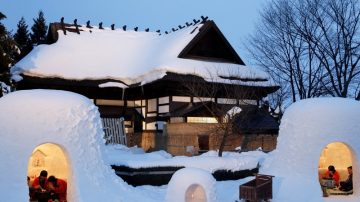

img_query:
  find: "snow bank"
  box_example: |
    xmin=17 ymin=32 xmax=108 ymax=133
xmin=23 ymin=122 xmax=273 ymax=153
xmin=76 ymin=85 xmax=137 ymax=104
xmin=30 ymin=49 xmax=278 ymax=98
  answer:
xmin=166 ymin=168 xmax=217 ymax=202
xmin=262 ymin=98 xmax=360 ymax=202
xmin=106 ymin=149 xmax=266 ymax=173
xmin=0 ymin=90 xmax=146 ymax=202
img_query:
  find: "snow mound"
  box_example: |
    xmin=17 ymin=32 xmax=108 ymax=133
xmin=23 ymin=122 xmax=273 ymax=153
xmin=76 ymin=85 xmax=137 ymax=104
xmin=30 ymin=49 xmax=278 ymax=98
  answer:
xmin=262 ymin=98 xmax=360 ymax=202
xmin=0 ymin=90 xmax=145 ymax=202
xmin=166 ymin=168 xmax=217 ymax=202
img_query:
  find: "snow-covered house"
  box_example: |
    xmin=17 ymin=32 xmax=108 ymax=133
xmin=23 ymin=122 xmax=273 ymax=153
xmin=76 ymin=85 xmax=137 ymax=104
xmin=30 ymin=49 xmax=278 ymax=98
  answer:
xmin=11 ymin=18 xmax=279 ymax=154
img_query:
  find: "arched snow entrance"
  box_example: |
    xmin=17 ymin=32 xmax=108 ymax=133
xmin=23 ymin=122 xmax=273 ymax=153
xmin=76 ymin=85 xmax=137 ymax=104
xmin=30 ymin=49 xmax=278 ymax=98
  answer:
xmin=0 ymin=90 xmax=136 ymax=202
xmin=28 ymin=143 xmax=70 ymax=186
xmin=262 ymin=98 xmax=360 ymax=201
xmin=185 ymin=184 xmax=207 ymax=202
xmin=166 ymin=168 xmax=217 ymax=202
xmin=318 ymin=142 xmax=353 ymax=196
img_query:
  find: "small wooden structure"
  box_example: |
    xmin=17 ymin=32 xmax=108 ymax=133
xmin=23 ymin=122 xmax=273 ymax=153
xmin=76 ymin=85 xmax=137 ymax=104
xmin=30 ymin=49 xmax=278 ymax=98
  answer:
xmin=239 ymin=174 xmax=273 ymax=202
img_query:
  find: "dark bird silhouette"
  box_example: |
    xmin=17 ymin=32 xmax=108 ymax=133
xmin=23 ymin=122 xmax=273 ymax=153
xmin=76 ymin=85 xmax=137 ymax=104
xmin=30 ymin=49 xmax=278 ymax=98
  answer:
xmin=156 ymin=30 xmax=161 ymax=33
xmin=134 ymin=27 xmax=138 ymax=31
xmin=172 ymin=28 xmax=178 ymax=32
xmin=178 ymin=25 xmax=185 ymax=29
xmin=99 ymin=22 xmax=104 ymax=29
xmin=111 ymin=24 xmax=115 ymax=30
xmin=145 ymin=28 xmax=149 ymax=32
xmin=86 ymin=20 xmax=93 ymax=28
xmin=165 ymin=31 xmax=169 ymax=34
xmin=60 ymin=17 xmax=66 ymax=35
xmin=186 ymin=22 xmax=193 ymax=27
xmin=74 ymin=19 xmax=80 ymax=34
xmin=193 ymin=19 xmax=200 ymax=24
xmin=122 ymin=25 xmax=127 ymax=31
xmin=201 ymin=16 xmax=209 ymax=23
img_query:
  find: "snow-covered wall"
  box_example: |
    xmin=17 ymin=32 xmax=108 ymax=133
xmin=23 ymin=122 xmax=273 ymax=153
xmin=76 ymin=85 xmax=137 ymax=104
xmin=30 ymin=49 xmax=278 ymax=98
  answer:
xmin=263 ymin=98 xmax=360 ymax=202
xmin=0 ymin=90 xmax=142 ymax=202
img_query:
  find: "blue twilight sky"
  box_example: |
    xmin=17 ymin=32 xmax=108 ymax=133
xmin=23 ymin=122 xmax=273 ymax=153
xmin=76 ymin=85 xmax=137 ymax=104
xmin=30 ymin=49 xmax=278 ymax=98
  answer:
xmin=1 ymin=0 xmax=267 ymax=63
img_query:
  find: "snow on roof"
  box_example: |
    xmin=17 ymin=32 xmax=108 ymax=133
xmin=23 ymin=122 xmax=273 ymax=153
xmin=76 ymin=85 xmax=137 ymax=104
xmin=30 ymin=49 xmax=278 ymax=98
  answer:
xmin=12 ymin=23 xmax=274 ymax=87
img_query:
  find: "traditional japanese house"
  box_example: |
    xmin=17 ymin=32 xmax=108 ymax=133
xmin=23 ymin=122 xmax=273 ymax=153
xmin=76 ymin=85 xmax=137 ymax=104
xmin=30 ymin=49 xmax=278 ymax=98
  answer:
xmin=11 ymin=17 xmax=279 ymax=155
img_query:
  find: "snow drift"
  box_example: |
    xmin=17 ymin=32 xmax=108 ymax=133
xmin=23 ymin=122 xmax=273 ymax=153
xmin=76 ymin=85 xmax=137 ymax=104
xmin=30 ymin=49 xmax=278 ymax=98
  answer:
xmin=0 ymin=90 xmax=144 ymax=202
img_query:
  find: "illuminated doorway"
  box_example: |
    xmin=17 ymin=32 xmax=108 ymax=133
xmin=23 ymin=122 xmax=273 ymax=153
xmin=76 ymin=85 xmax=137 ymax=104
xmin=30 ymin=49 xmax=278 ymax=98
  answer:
xmin=185 ymin=184 xmax=207 ymax=202
xmin=27 ymin=143 xmax=69 ymax=190
xmin=318 ymin=142 xmax=353 ymax=196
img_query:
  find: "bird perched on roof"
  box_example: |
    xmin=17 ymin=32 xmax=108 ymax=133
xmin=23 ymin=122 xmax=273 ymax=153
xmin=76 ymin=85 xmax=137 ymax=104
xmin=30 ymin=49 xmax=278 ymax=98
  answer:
xmin=193 ymin=19 xmax=200 ymax=24
xmin=86 ymin=20 xmax=93 ymax=29
xmin=60 ymin=17 xmax=66 ymax=35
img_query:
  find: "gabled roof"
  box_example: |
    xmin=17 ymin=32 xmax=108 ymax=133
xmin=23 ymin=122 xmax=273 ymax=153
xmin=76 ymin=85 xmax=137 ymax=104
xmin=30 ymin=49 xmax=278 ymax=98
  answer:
xmin=178 ymin=21 xmax=245 ymax=65
xmin=11 ymin=20 xmax=276 ymax=89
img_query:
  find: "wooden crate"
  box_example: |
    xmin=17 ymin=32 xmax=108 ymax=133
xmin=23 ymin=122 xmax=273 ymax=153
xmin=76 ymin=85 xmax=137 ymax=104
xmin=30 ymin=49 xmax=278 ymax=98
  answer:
xmin=239 ymin=174 xmax=273 ymax=202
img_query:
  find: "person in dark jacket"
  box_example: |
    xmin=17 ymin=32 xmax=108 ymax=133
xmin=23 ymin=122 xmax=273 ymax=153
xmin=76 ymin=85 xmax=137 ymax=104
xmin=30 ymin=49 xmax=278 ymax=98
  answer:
xmin=339 ymin=166 xmax=353 ymax=191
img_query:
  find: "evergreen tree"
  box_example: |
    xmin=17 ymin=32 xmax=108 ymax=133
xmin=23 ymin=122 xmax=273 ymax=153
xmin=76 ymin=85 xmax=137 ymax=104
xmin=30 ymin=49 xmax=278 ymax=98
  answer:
xmin=0 ymin=12 xmax=17 ymax=96
xmin=30 ymin=10 xmax=48 ymax=45
xmin=14 ymin=17 xmax=32 ymax=61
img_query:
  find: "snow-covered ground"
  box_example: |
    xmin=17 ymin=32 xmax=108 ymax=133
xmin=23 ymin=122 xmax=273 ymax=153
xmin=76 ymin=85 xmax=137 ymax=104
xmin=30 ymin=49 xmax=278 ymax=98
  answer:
xmin=104 ymin=144 xmax=266 ymax=172
xmin=0 ymin=90 xmax=359 ymax=202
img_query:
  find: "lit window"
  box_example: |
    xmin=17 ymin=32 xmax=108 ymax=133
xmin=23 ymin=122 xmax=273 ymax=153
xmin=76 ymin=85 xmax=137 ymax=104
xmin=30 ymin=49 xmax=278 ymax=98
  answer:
xmin=147 ymin=99 xmax=157 ymax=112
xmin=187 ymin=117 xmax=218 ymax=123
xmin=173 ymin=96 xmax=191 ymax=102
xmin=170 ymin=117 xmax=185 ymax=123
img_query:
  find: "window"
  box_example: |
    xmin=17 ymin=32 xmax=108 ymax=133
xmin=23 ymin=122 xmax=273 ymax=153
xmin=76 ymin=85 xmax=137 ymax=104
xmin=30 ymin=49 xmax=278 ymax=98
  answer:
xmin=187 ymin=117 xmax=218 ymax=123
xmin=147 ymin=99 xmax=157 ymax=112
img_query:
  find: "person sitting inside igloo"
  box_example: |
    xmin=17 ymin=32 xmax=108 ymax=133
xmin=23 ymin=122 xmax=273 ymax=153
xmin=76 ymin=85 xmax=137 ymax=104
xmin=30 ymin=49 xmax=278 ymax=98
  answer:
xmin=321 ymin=165 xmax=340 ymax=188
xmin=339 ymin=166 xmax=353 ymax=191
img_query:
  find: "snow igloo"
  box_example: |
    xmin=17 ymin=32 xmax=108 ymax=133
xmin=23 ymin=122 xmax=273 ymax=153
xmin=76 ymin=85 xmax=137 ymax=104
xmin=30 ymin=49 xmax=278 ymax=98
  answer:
xmin=166 ymin=168 xmax=217 ymax=202
xmin=264 ymin=98 xmax=360 ymax=201
xmin=0 ymin=90 xmax=134 ymax=202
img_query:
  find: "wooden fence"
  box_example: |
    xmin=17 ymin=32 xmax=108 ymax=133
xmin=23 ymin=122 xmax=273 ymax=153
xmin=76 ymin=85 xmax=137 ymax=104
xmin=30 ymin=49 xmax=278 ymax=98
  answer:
xmin=101 ymin=117 xmax=127 ymax=145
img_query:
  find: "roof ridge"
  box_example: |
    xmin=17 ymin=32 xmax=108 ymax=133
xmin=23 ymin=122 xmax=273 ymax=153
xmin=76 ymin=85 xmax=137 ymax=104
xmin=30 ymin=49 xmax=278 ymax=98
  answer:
xmin=51 ymin=16 xmax=210 ymax=35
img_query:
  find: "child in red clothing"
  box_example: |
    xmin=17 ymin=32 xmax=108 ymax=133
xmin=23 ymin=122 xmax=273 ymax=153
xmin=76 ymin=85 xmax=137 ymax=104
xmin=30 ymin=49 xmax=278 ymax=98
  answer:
xmin=47 ymin=175 xmax=67 ymax=202
xmin=322 ymin=165 xmax=340 ymax=187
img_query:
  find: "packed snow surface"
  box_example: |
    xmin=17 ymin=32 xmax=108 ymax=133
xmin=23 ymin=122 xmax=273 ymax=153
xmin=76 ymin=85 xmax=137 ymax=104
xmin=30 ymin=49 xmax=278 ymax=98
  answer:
xmin=262 ymin=98 xmax=360 ymax=202
xmin=0 ymin=91 xmax=359 ymax=202
xmin=0 ymin=90 xmax=147 ymax=202
xmin=12 ymin=24 xmax=274 ymax=87
xmin=105 ymin=145 xmax=265 ymax=172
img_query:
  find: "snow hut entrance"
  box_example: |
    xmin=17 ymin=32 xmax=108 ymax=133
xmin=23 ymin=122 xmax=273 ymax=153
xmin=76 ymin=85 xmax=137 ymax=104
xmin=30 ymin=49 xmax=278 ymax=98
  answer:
xmin=318 ymin=142 xmax=353 ymax=196
xmin=27 ymin=143 xmax=69 ymax=187
xmin=185 ymin=184 xmax=207 ymax=202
